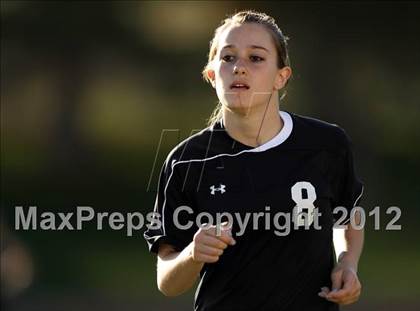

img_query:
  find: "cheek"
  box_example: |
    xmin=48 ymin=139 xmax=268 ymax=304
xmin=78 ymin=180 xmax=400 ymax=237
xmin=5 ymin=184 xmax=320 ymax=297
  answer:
xmin=256 ymin=65 xmax=278 ymax=84
xmin=219 ymin=63 xmax=232 ymax=77
xmin=215 ymin=66 xmax=232 ymax=88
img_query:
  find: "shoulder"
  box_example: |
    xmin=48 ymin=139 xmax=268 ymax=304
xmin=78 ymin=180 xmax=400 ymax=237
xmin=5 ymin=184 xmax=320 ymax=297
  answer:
xmin=288 ymin=112 xmax=352 ymax=151
xmin=163 ymin=125 xmax=215 ymax=170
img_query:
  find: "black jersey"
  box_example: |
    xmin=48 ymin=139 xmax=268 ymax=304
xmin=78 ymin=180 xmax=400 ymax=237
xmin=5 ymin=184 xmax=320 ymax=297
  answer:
xmin=144 ymin=111 xmax=364 ymax=311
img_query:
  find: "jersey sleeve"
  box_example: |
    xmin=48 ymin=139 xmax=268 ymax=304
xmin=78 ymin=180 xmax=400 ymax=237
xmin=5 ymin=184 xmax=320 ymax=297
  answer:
xmin=143 ymin=155 xmax=196 ymax=254
xmin=332 ymin=129 xmax=364 ymax=224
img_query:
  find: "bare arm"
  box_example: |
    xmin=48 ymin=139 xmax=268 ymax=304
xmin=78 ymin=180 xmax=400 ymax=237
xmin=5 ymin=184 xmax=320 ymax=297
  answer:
xmin=319 ymin=211 xmax=364 ymax=305
xmin=157 ymin=242 xmax=204 ymax=296
xmin=333 ymin=211 xmax=364 ymax=271
xmin=157 ymin=223 xmax=235 ymax=297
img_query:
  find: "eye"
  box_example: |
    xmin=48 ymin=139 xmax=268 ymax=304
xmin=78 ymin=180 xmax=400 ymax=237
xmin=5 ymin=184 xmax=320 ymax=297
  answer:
xmin=250 ymin=55 xmax=264 ymax=62
xmin=222 ymin=55 xmax=234 ymax=62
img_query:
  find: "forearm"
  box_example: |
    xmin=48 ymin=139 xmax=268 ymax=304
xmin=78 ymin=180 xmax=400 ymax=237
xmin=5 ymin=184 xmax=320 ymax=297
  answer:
xmin=333 ymin=213 xmax=364 ymax=271
xmin=157 ymin=242 xmax=204 ymax=296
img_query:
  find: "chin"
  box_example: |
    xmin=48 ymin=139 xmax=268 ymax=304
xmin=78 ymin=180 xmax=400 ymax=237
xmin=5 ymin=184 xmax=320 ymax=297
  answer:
xmin=221 ymin=98 xmax=260 ymax=116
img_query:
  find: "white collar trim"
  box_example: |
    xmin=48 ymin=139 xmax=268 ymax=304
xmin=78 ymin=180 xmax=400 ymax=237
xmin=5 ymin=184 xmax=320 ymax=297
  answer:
xmin=250 ymin=111 xmax=293 ymax=152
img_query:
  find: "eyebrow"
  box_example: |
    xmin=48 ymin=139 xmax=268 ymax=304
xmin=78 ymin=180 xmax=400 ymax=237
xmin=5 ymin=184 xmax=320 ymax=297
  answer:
xmin=221 ymin=44 xmax=269 ymax=53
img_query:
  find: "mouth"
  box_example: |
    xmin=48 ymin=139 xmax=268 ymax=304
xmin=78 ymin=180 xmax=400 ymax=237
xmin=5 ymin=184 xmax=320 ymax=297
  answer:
xmin=230 ymin=82 xmax=250 ymax=90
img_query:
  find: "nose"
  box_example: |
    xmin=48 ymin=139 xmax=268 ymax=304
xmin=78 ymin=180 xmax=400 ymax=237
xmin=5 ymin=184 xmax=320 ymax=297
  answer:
xmin=233 ymin=60 xmax=247 ymax=75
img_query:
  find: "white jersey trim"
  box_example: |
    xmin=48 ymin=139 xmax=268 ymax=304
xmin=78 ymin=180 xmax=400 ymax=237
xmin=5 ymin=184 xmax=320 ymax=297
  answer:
xmin=341 ymin=184 xmax=365 ymax=225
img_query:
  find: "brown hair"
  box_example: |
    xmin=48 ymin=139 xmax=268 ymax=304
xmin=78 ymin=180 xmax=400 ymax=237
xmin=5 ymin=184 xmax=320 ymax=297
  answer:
xmin=202 ymin=10 xmax=291 ymax=126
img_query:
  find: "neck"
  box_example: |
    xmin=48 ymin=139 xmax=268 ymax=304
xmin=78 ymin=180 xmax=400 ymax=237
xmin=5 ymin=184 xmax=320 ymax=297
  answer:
xmin=222 ymin=99 xmax=283 ymax=148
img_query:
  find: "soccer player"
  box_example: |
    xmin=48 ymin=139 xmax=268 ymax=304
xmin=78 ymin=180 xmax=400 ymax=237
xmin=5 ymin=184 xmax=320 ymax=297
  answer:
xmin=144 ymin=10 xmax=364 ymax=310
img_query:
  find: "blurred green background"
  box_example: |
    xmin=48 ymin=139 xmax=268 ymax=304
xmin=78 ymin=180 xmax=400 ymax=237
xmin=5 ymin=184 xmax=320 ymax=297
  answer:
xmin=1 ymin=1 xmax=419 ymax=310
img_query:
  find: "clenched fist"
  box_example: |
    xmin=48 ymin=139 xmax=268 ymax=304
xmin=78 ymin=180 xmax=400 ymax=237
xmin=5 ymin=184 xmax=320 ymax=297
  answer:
xmin=191 ymin=222 xmax=236 ymax=263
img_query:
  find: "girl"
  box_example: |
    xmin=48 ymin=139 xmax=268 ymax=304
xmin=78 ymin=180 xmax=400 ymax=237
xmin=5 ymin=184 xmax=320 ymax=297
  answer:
xmin=144 ymin=10 xmax=364 ymax=311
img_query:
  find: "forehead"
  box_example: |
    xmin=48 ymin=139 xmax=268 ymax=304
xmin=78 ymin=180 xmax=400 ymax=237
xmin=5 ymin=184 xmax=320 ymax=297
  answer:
xmin=218 ymin=23 xmax=275 ymax=50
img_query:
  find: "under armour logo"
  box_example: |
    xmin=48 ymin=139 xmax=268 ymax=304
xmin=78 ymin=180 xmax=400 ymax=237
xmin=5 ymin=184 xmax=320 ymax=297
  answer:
xmin=210 ymin=184 xmax=226 ymax=195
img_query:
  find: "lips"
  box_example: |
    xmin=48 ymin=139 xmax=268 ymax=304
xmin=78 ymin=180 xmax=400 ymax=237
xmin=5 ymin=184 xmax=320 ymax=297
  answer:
xmin=230 ymin=81 xmax=250 ymax=90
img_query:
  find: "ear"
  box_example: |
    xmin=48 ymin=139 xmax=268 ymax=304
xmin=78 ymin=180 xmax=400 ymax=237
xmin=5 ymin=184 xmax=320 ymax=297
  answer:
xmin=274 ymin=66 xmax=292 ymax=90
xmin=207 ymin=69 xmax=216 ymax=88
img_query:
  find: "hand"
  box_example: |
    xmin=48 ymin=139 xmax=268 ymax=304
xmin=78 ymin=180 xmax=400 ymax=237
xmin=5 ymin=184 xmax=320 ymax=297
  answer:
xmin=191 ymin=222 xmax=236 ymax=263
xmin=318 ymin=262 xmax=362 ymax=305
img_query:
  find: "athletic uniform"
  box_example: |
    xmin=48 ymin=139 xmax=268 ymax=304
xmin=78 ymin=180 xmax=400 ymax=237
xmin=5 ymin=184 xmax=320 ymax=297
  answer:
xmin=144 ymin=111 xmax=364 ymax=311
